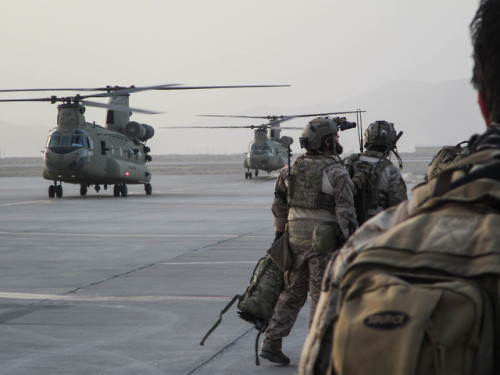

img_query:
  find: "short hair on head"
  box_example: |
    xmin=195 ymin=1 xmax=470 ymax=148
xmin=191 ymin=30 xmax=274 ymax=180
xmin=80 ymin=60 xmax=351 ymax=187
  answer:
xmin=470 ymin=0 xmax=500 ymax=118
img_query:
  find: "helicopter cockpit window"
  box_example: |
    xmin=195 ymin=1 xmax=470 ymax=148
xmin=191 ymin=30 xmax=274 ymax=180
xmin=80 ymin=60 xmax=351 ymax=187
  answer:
xmin=250 ymin=142 xmax=272 ymax=155
xmin=47 ymin=130 xmax=88 ymax=154
xmin=106 ymin=110 xmax=114 ymax=125
xmin=86 ymin=137 xmax=93 ymax=150
xmin=71 ymin=135 xmax=83 ymax=147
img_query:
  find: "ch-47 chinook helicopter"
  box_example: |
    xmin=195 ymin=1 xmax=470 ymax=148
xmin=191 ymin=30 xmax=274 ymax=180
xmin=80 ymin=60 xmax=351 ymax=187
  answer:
xmin=0 ymin=84 xmax=288 ymax=197
xmin=186 ymin=111 xmax=361 ymax=178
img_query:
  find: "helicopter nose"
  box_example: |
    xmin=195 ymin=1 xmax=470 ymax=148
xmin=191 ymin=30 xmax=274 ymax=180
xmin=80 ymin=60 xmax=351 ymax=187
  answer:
xmin=68 ymin=149 xmax=89 ymax=171
xmin=45 ymin=149 xmax=88 ymax=173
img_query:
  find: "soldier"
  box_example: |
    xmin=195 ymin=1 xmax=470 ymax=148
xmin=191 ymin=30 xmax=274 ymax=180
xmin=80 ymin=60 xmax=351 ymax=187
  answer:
xmin=345 ymin=121 xmax=408 ymax=224
xmin=259 ymin=116 xmax=357 ymax=366
xmin=299 ymin=0 xmax=500 ymax=373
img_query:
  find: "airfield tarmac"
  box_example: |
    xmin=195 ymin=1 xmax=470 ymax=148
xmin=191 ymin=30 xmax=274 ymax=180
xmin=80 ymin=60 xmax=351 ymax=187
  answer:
xmin=0 ymin=171 xmax=314 ymax=375
xmin=0 ymin=156 xmax=424 ymax=375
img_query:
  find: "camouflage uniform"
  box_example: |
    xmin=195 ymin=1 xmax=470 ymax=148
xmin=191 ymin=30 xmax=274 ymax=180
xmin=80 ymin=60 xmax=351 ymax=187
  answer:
xmin=261 ymin=153 xmax=357 ymax=353
xmin=346 ymin=150 xmax=408 ymax=220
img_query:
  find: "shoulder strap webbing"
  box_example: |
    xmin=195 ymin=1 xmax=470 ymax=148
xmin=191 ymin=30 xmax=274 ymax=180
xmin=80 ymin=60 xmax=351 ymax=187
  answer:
xmin=199 ymin=294 xmax=241 ymax=346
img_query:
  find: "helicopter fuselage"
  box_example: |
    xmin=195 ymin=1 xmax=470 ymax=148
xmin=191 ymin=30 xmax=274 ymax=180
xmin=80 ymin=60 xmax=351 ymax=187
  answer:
xmin=244 ymin=139 xmax=288 ymax=173
xmin=41 ymin=101 xmax=153 ymax=197
xmin=43 ymin=123 xmax=151 ymax=185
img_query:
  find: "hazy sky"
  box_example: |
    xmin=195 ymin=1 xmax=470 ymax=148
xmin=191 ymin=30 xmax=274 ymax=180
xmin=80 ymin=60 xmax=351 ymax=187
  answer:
xmin=0 ymin=1 xmax=481 ymax=157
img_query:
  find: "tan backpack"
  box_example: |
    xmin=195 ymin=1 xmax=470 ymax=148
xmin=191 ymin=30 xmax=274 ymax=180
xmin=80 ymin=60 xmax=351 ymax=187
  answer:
xmin=425 ymin=142 xmax=468 ymax=181
xmin=300 ymin=150 xmax=500 ymax=375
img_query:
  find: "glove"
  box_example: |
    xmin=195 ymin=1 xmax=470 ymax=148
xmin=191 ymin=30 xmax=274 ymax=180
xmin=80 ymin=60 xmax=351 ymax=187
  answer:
xmin=274 ymin=230 xmax=285 ymax=243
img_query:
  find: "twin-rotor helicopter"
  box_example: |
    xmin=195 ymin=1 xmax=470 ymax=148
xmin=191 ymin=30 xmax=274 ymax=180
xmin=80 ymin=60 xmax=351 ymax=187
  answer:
xmin=167 ymin=111 xmax=361 ymax=179
xmin=0 ymin=84 xmax=288 ymax=197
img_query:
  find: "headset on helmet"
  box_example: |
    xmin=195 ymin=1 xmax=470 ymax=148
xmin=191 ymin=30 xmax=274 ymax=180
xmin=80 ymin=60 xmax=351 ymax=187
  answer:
xmin=299 ymin=117 xmax=339 ymax=151
xmin=364 ymin=120 xmax=397 ymax=149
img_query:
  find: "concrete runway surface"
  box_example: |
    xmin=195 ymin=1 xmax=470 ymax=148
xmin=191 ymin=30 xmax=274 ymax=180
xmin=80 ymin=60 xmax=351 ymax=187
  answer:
xmin=0 ymin=174 xmax=311 ymax=374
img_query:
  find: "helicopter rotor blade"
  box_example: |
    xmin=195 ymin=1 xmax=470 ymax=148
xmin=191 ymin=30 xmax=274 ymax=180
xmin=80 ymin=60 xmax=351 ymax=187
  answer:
xmin=80 ymin=100 xmax=162 ymax=114
xmin=0 ymin=97 xmax=57 ymax=103
xmin=161 ymin=125 xmax=267 ymax=129
xmin=199 ymin=110 xmax=365 ymax=120
xmin=155 ymin=84 xmax=289 ymax=91
xmin=80 ymin=84 xmax=181 ymax=99
xmin=0 ymin=84 xmax=182 ymax=95
xmin=0 ymin=88 xmax=105 ymax=93
xmin=199 ymin=114 xmax=285 ymax=120
xmin=0 ymin=96 xmax=161 ymax=114
xmin=284 ymin=110 xmax=366 ymax=118
xmin=0 ymin=84 xmax=287 ymax=96
xmin=162 ymin=116 xmax=299 ymax=130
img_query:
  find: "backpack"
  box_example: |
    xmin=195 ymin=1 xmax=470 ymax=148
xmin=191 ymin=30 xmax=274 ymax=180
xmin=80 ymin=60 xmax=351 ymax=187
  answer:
xmin=425 ymin=142 xmax=467 ymax=181
xmin=200 ymin=256 xmax=284 ymax=365
xmin=300 ymin=151 xmax=500 ymax=375
xmin=346 ymin=153 xmax=392 ymax=225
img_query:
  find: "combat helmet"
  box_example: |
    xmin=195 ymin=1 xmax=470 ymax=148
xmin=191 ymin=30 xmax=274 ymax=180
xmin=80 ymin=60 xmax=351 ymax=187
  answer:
xmin=299 ymin=117 xmax=338 ymax=151
xmin=364 ymin=120 xmax=397 ymax=149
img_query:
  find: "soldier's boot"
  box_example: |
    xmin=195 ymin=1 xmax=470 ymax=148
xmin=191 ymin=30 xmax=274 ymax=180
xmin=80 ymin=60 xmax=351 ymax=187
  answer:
xmin=259 ymin=338 xmax=290 ymax=366
xmin=259 ymin=350 xmax=290 ymax=365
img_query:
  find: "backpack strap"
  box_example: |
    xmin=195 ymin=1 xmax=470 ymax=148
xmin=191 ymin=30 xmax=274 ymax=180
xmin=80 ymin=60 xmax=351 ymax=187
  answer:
xmin=255 ymin=330 xmax=263 ymax=366
xmin=200 ymin=294 xmax=241 ymax=346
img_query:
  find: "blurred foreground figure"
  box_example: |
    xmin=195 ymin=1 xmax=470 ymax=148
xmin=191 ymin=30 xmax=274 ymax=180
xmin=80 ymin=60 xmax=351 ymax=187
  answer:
xmin=299 ymin=1 xmax=500 ymax=374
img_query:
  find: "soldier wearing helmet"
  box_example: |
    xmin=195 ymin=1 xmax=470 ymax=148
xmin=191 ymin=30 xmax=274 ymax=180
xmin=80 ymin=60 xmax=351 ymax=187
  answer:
xmin=345 ymin=120 xmax=408 ymax=224
xmin=259 ymin=116 xmax=357 ymax=366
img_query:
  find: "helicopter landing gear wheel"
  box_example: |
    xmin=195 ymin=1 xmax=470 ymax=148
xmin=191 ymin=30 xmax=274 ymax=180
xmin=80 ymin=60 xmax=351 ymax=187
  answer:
xmin=80 ymin=185 xmax=88 ymax=196
xmin=113 ymin=184 xmax=120 ymax=197
xmin=55 ymin=185 xmax=63 ymax=198
xmin=145 ymin=183 xmax=152 ymax=195
xmin=120 ymin=184 xmax=128 ymax=197
xmin=48 ymin=185 xmax=55 ymax=198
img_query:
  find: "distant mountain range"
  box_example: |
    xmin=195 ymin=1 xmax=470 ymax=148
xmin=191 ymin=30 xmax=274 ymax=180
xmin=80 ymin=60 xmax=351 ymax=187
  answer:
xmin=337 ymin=78 xmax=484 ymax=152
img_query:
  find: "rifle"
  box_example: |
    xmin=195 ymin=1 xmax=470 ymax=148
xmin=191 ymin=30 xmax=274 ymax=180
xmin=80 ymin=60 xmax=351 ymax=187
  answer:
xmin=374 ymin=131 xmax=403 ymax=171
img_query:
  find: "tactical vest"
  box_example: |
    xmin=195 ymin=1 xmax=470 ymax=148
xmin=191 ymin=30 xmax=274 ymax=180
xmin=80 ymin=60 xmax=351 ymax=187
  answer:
xmin=286 ymin=154 xmax=339 ymax=212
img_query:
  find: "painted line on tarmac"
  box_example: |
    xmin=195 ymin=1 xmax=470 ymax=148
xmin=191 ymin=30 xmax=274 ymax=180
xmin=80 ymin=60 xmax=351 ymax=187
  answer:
xmin=0 ymin=231 xmax=238 ymax=238
xmin=0 ymin=232 xmax=271 ymax=238
xmin=157 ymin=182 xmax=243 ymax=193
xmin=158 ymin=261 xmax=257 ymax=265
xmin=0 ymin=200 xmax=49 ymax=207
xmin=0 ymin=292 xmax=232 ymax=302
